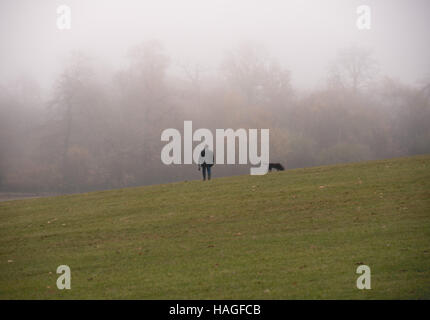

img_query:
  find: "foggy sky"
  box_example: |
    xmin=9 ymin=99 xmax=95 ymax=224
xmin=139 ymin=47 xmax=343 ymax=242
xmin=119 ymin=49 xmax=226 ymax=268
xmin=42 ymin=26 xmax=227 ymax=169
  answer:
xmin=1 ymin=0 xmax=430 ymax=92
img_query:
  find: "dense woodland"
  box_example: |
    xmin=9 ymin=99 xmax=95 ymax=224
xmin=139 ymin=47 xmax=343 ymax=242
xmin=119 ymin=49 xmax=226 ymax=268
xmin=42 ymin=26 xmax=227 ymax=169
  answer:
xmin=1 ymin=41 xmax=429 ymax=193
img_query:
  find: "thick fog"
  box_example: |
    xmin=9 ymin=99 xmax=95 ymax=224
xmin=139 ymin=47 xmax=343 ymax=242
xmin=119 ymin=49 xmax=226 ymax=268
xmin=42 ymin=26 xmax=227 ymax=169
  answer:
xmin=0 ymin=0 xmax=429 ymax=193
xmin=2 ymin=0 xmax=430 ymax=89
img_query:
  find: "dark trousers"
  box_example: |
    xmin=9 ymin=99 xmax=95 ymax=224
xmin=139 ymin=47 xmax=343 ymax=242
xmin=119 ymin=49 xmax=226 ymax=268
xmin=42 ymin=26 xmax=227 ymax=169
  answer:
xmin=202 ymin=165 xmax=211 ymax=180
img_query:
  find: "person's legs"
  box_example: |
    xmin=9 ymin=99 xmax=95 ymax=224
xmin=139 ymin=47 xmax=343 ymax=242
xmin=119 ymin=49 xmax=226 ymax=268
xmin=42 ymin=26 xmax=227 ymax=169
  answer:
xmin=207 ymin=166 xmax=211 ymax=180
xmin=202 ymin=166 xmax=206 ymax=180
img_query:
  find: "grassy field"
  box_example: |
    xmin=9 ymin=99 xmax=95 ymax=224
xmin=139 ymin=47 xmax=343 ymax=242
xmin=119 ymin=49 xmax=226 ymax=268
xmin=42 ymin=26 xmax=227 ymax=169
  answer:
xmin=1 ymin=155 xmax=429 ymax=299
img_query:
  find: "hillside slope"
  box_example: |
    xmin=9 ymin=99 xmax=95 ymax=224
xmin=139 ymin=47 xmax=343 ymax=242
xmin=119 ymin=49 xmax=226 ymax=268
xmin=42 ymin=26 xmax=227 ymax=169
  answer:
xmin=1 ymin=155 xmax=429 ymax=299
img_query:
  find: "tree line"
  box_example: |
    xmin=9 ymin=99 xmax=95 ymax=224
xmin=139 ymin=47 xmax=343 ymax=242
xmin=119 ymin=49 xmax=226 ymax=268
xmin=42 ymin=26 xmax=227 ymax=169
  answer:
xmin=0 ymin=41 xmax=429 ymax=193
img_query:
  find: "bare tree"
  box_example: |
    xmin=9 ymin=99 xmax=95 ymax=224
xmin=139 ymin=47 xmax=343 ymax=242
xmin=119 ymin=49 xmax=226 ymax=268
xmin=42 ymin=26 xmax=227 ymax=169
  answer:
xmin=179 ymin=60 xmax=208 ymax=104
xmin=46 ymin=53 xmax=104 ymax=191
xmin=127 ymin=40 xmax=169 ymax=103
xmin=221 ymin=42 xmax=292 ymax=105
xmin=328 ymin=46 xmax=378 ymax=92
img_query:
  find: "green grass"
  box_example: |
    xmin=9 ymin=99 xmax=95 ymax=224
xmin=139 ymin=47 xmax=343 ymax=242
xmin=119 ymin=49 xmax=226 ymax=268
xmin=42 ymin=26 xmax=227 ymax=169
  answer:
xmin=1 ymin=155 xmax=430 ymax=299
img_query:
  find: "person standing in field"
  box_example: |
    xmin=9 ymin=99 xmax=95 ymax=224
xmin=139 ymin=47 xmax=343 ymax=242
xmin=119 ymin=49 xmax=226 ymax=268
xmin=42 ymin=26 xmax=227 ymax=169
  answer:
xmin=198 ymin=145 xmax=214 ymax=181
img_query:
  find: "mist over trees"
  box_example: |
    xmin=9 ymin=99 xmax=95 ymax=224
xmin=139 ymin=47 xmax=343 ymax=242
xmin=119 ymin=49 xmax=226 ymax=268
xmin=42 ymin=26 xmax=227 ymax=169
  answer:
xmin=0 ymin=42 xmax=429 ymax=193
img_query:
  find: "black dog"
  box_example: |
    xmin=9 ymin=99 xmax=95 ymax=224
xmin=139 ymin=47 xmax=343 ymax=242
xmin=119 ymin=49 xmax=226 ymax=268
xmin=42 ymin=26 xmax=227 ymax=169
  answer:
xmin=268 ymin=163 xmax=285 ymax=172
